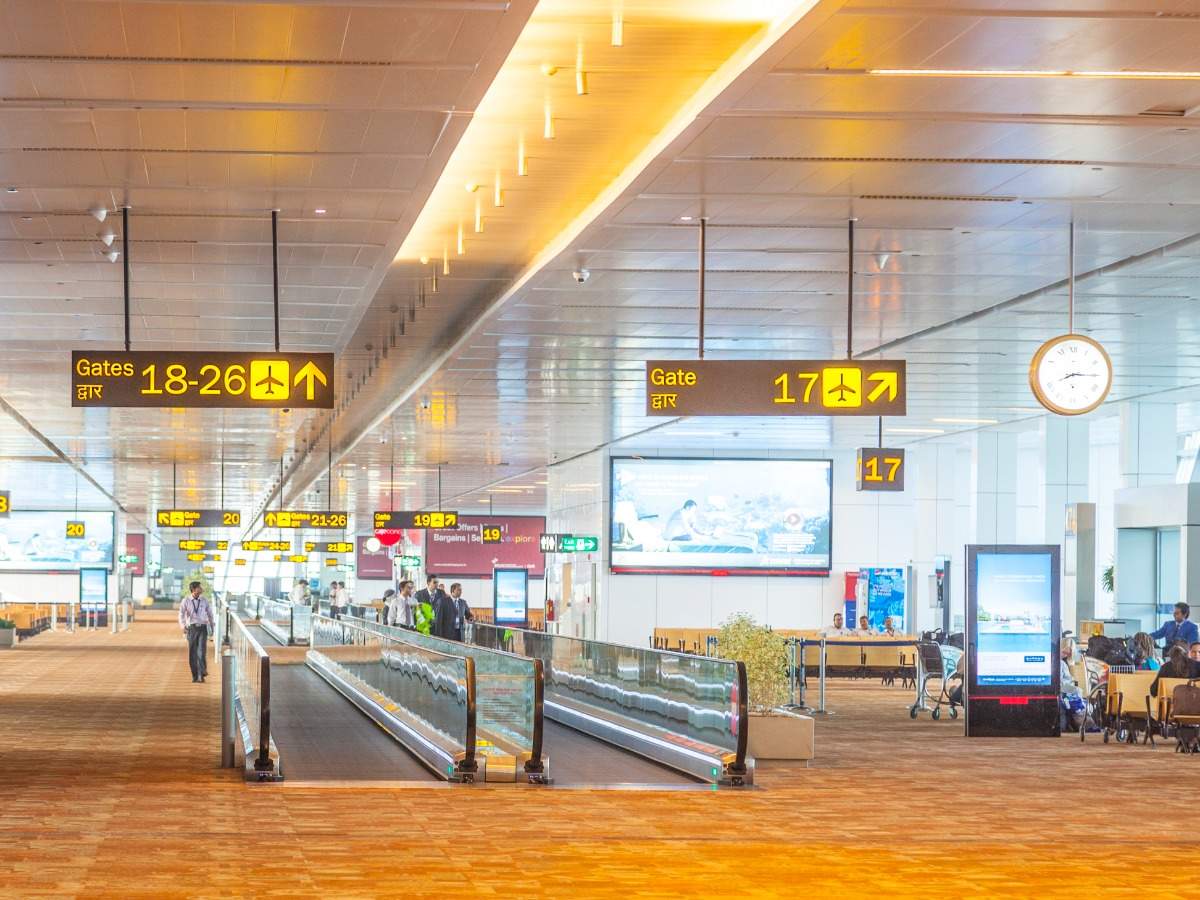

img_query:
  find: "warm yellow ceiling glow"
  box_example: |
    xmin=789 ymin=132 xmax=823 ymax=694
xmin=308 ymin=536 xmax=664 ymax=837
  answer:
xmin=395 ymin=0 xmax=808 ymax=271
xmin=870 ymin=68 xmax=1200 ymax=80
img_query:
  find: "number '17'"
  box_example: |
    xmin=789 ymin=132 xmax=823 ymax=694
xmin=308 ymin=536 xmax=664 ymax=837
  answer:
xmin=773 ymin=372 xmax=818 ymax=404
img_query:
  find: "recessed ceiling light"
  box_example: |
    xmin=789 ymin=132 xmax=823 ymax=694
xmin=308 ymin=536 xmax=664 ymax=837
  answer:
xmin=932 ymin=417 xmax=999 ymax=425
xmin=680 ymin=216 xmax=693 ymax=221
xmin=314 ymin=208 xmax=326 ymax=215
xmin=5 ymin=187 xmax=17 ymax=193
xmin=20 ymin=216 xmax=32 ymax=221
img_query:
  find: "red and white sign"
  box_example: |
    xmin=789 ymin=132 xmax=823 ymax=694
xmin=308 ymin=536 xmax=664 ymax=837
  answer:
xmin=426 ymin=515 xmax=546 ymax=578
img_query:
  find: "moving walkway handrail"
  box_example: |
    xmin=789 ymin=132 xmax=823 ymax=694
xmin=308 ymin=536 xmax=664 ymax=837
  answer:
xmin=348 ymin=616 xmax=545 ymax=778
xmin=468 ymin=622 xmax=750 ymax=784
xmin=226 ymin=609 xmax=273 ymax=774
xmin=310 ymin=615 xmax=478 ymax=781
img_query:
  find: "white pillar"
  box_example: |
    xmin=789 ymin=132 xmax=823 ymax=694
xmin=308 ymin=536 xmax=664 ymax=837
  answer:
xmin=1120 ymin=401 xmax=1175 ymax=487
xmin=971 ymin=432 xmax=1018 ymax=544
xmin=1041 ymin=417 xmax=1090 ymax=544
xmin=913 ymin=443 xmax=958 ymax=633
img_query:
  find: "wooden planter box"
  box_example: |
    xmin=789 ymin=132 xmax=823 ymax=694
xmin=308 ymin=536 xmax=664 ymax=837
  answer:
xmin=748 ymin=710 xmax=815 ymax=761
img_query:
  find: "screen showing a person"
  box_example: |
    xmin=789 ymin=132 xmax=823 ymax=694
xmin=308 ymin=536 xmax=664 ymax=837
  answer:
xmin=0 ymin=511 xmax=115 ymax=570
xmin=974 ymin=552 xmax=1054 ymax=686
xmin=610 ymin=457 xmax=832 ymax=574
xmin=493 ymin=568 xmax=528 ymax=625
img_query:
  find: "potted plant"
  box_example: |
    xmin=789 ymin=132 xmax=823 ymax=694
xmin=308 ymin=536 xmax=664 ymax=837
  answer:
xmin=717 ymin=613 xmax=814 ymax=761
xmin=0 ymin=617 xmax=17 ymax=648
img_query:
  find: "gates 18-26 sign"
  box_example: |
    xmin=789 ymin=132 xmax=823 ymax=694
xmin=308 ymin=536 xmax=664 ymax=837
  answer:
xmin=72 ymin=352 xmax=334 ymax=409
xmin=644 ymin=360 xmax=906 ymax=417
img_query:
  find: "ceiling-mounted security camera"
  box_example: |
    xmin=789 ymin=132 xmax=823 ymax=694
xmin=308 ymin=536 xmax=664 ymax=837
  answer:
xmin=572 ymin=268 xmax=590 ymax=284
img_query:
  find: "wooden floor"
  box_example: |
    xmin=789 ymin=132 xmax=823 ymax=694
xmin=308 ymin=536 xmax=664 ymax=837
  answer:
xmin=1 ymin=618 xmax=1193 ymax=898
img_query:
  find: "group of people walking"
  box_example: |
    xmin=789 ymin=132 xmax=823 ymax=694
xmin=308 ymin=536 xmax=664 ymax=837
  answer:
xmin=384 ymin=575 xmax=474 ymax=641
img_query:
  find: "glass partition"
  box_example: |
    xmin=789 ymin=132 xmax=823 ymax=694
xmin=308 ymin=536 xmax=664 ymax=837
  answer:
xmin=348 ymin=617 xmax=543 ymax=774
xmin=227 ymin=611 xmax=273 ymax=773
xmin=259 ymin=597 xmax=310 ymax=645
xmin=310 ymin=616 xmax=476 ymax=775
xmin=468 ymin=622 xmax=746 ymax=765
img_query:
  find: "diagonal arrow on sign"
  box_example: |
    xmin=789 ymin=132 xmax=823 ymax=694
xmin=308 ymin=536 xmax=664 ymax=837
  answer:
xmin=294 ymin=361 xmax=328 ymax=401
xmin=867 ymin=371 xmax=898 ymax=403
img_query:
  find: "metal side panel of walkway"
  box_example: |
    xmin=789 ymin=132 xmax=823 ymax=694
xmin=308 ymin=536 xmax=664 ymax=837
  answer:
xmin=542 ymin=720 xmax=697 ymax=786
xmin=267 ymin=665 xmax=437 ymax=782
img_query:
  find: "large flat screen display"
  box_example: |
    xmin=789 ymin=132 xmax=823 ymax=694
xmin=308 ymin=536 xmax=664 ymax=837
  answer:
xmin=493 ymin=567 xmax=529 ymax=626
xmin=973 ymin=551 xmax=1055 ymax=687
xmin=610 ymin=457 xmax=832 ymax=575
xmin=0 ymin=510 xmax=115 ymax=571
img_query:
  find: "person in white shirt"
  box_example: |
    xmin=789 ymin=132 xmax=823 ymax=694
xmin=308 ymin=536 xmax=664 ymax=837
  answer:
xmin=178 ymin=581 xmax=215 ymax=683
xmin=387 ymin=580 xmax=416 ymax=628
xmin=856 ymin=615 xmax=874 ymax=636
xmin=288 ymin=579 xmax=309 ymax=605
xmin=819 ymin=613 xmax=853 ymax=638
xmin=333 ymin=581 xmax=350 ymax=620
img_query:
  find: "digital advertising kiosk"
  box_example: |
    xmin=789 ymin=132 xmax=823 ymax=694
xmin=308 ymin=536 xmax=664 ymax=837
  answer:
xmin=492 ymin=566 xmax=529 ymax=628
xmin=965 ymin=544 xmax=1061 ymax=737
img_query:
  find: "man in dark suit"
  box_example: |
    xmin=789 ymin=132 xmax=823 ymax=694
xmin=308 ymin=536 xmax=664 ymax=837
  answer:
xmin=416 ymin=575 xmax=452 ymax=639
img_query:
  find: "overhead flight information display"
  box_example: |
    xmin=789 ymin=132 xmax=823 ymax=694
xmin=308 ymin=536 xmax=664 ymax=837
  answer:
xmin=156 ymin=509 xmax=241 ymax=528
xmin=304 ymin=541 xmax=354 ymax=553
xmin=644 ymin=359 xmax=906 ymax=416
xmin=263 ymin=510 xmax=347 ymax=529
xmin=241 ymin=540 xmax=290 ymax=552
xmin=71 ymin=351 xmax=334 ymax=409
xmin=179 ymin=539 xmax=229 ymax=551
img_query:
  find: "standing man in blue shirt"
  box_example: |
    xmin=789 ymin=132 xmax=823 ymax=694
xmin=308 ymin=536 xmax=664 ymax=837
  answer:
xmin=1150 ymin=602 xmax=1199 ymax=650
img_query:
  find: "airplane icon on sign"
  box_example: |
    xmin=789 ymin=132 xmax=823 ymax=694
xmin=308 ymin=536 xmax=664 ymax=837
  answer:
xmin=255 ymin=367 xmax=285 ymax=395
xmin=827 ymin=376 xmax=855 ymax=402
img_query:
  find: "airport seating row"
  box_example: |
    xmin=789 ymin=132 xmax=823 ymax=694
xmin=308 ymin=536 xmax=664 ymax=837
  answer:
xmin=652 ymin=627 xmax=918 ymax=675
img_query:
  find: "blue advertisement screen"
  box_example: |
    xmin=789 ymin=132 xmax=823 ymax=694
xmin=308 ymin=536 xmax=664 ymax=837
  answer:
xmin=864 ymin=567 xmax=906 ymax=633
xmin=610 ymin=457 xmax=832 ymax=574
xmin=975 ymin=553 xmax=1054 ymax=687
xmin=0 ymin=510 xmax=115 ymax=570
xmin=80 ymin=568 xmax=108 ymax=612
xmin=493 ymin=568 xmax=528 ymax=626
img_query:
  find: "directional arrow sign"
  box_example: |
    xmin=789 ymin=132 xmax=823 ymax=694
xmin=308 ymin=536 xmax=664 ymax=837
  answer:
xmin=293 ymin=361 xmax=328 ymax=401
xmin=644 ymin=359 xmax=906 ymax=417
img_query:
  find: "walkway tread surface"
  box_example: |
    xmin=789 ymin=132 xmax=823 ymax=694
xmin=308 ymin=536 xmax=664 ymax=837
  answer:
xmin=1 ymin=616 xmax=1191 ymax=897
xmin=542 ymin=718 xmax=695 ymax=786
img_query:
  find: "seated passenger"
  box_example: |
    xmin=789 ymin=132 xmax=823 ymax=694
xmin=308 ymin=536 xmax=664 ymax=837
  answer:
xmin=882 ymin=617 xmax=899 ymax=637
xmin=1060 ymin=638 xmax=1085 ymax=732
xmin=857 ymin=615 xmax=873 ymax=636
xmin=1149 ymin=644 xmax=1200 ymax=697
xmin=819 ymin=613 xmax=852 ymax=638
xmin=1131 ymin=632 xmax=1161 ymax=671
xmin=1192 ymin=641 xmax=1200 ymax=663
xmin=1150 ymin=602 xmax=1199 ymax=650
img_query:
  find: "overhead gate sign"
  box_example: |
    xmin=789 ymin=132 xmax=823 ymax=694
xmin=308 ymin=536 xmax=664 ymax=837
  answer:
xmin=72 ymin=351 xmax=334 ymax=409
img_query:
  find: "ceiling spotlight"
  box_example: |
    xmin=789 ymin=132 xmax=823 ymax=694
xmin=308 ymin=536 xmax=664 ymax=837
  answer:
xmin=105 ymin=250 xmax=119 ymax=263
xmin=89 ymin=205 xmax=107 ymax=222
xmin=680 ymin=215 xmax=693 ymax=221
xmin=99 ymin=232 xmax=115 ymax=247
xmin=464 ymin=182 xmax=479 ymax=193
xmin=540 ymin=62 xmax=558 ymax=76
xmin=314 ymin=208 xmax=326 ymax=215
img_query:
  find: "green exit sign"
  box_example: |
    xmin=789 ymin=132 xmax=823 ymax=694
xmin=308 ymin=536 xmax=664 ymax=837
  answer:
xmin=118 ymin=554 xmax=139 ymax=564
xmin=396 ymin=555 xmax=421 ymax=568
xmin=539 ymin=534 xmax=599 ymax=553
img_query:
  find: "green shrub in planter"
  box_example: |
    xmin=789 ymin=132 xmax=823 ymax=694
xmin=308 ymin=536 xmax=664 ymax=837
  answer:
xmin=0 ymin=618 xmax=15 ymax=629
xmin=716 ymin=612 xmax=789 ymax=713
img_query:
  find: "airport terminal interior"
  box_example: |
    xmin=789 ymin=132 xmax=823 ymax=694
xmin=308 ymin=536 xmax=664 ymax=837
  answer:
xmin=5 ymin=0 xmax=1200 ymax=896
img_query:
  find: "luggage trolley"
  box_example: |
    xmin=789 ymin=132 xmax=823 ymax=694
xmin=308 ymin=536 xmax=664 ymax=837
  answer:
xmin=910 ymin=641 xmax=962 ymax=720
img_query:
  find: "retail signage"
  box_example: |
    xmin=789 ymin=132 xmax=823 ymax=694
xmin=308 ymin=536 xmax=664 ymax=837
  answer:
xmin=66 ymin=520 xmax=86 ymax=539
xmin=374 ymin=510 xmax=458 ymax=530
xmin=178 ymin=539 xmax=229 ymax=551
xmin=263 ymin=510 xmax=347 ymax=529
xmin=242 ymin=540 xmax=290 ymax=552
xmin=540 ymin=533 xmax=599 ymax=553
xmin=356 ymin=535 xmax=393 ymax=579
xmin=427 ymin=515 xmax=546 ymax=579
xmin=856 ymin=448 xmax=905 ymax=492
xmin=644 ymin=359 xmax=906 ymax=417
xmin=71 ymin=351 xmax=334 ymax=409
xmin=0 ymin=490 xmax=9 ymax=516
xmin=124 ymin=533 xmax=145 ymax=576
xmin=304 ymin=541 xmax=354 ymax=553
xmin=157 ymin=509 xmax=241 ymax=528
xmin=481 ymin=525 xmax=503 ymax=544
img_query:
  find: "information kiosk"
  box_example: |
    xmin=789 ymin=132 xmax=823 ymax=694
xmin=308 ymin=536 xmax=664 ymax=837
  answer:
xmin=493 ymin=567 xmax=529 ymax=628
xmin=965 ymin=544 xmax=1061 ymax=737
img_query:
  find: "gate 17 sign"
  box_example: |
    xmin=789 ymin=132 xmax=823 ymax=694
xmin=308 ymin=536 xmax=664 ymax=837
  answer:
xmin=72 ymin=351 xmax=334 ymax=409
xmin=644 ymin=359 xmax=906 ymax=417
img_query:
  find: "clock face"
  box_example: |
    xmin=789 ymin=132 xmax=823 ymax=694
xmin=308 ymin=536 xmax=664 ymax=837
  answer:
xmin=1029 ymin=334 xmax=1112 ymax=416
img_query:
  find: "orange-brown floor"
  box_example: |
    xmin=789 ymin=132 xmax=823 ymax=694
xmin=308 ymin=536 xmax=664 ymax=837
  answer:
xmin=0 ymin=618 xmax=1191 ymax=898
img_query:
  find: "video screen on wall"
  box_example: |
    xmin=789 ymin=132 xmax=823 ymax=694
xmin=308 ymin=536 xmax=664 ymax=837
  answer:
xmin=973 ymin=551 xmax=1055 ymax=687
xmin=0 ymin=510 xmax=115 ymax=571
xmin=610 ymin=457 xmax=832 ymax=575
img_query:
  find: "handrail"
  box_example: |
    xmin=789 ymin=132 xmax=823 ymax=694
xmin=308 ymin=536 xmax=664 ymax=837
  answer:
xmin=348 ymin=616 xmax=546 ymax=779
xmin=310 ymin=615 xmax=478 ymax=781
xmin=469 ymin=622 xmax=750 ymax=785
xmin=227 ymin=610 xmax=273 ymax=774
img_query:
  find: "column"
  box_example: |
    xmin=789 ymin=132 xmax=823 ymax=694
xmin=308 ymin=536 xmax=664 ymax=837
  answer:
xmin=970 ymin=431 xmax=1018 ymax=544
xmin=1040 ymin=417 xmax=1089 ymax=544
xmin=1119 ymin=401 xmax=1175 ymax=487
xmin=912 ymin=443 xmax=958 ymax=633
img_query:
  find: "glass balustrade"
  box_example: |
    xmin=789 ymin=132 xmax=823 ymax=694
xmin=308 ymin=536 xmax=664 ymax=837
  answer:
xmin=226 ymin=610 xmax=273 ymax=773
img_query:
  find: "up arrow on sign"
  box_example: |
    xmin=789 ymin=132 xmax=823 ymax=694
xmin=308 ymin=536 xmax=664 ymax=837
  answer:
xmin=294 ymin=361 xmax=328 ymax=400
